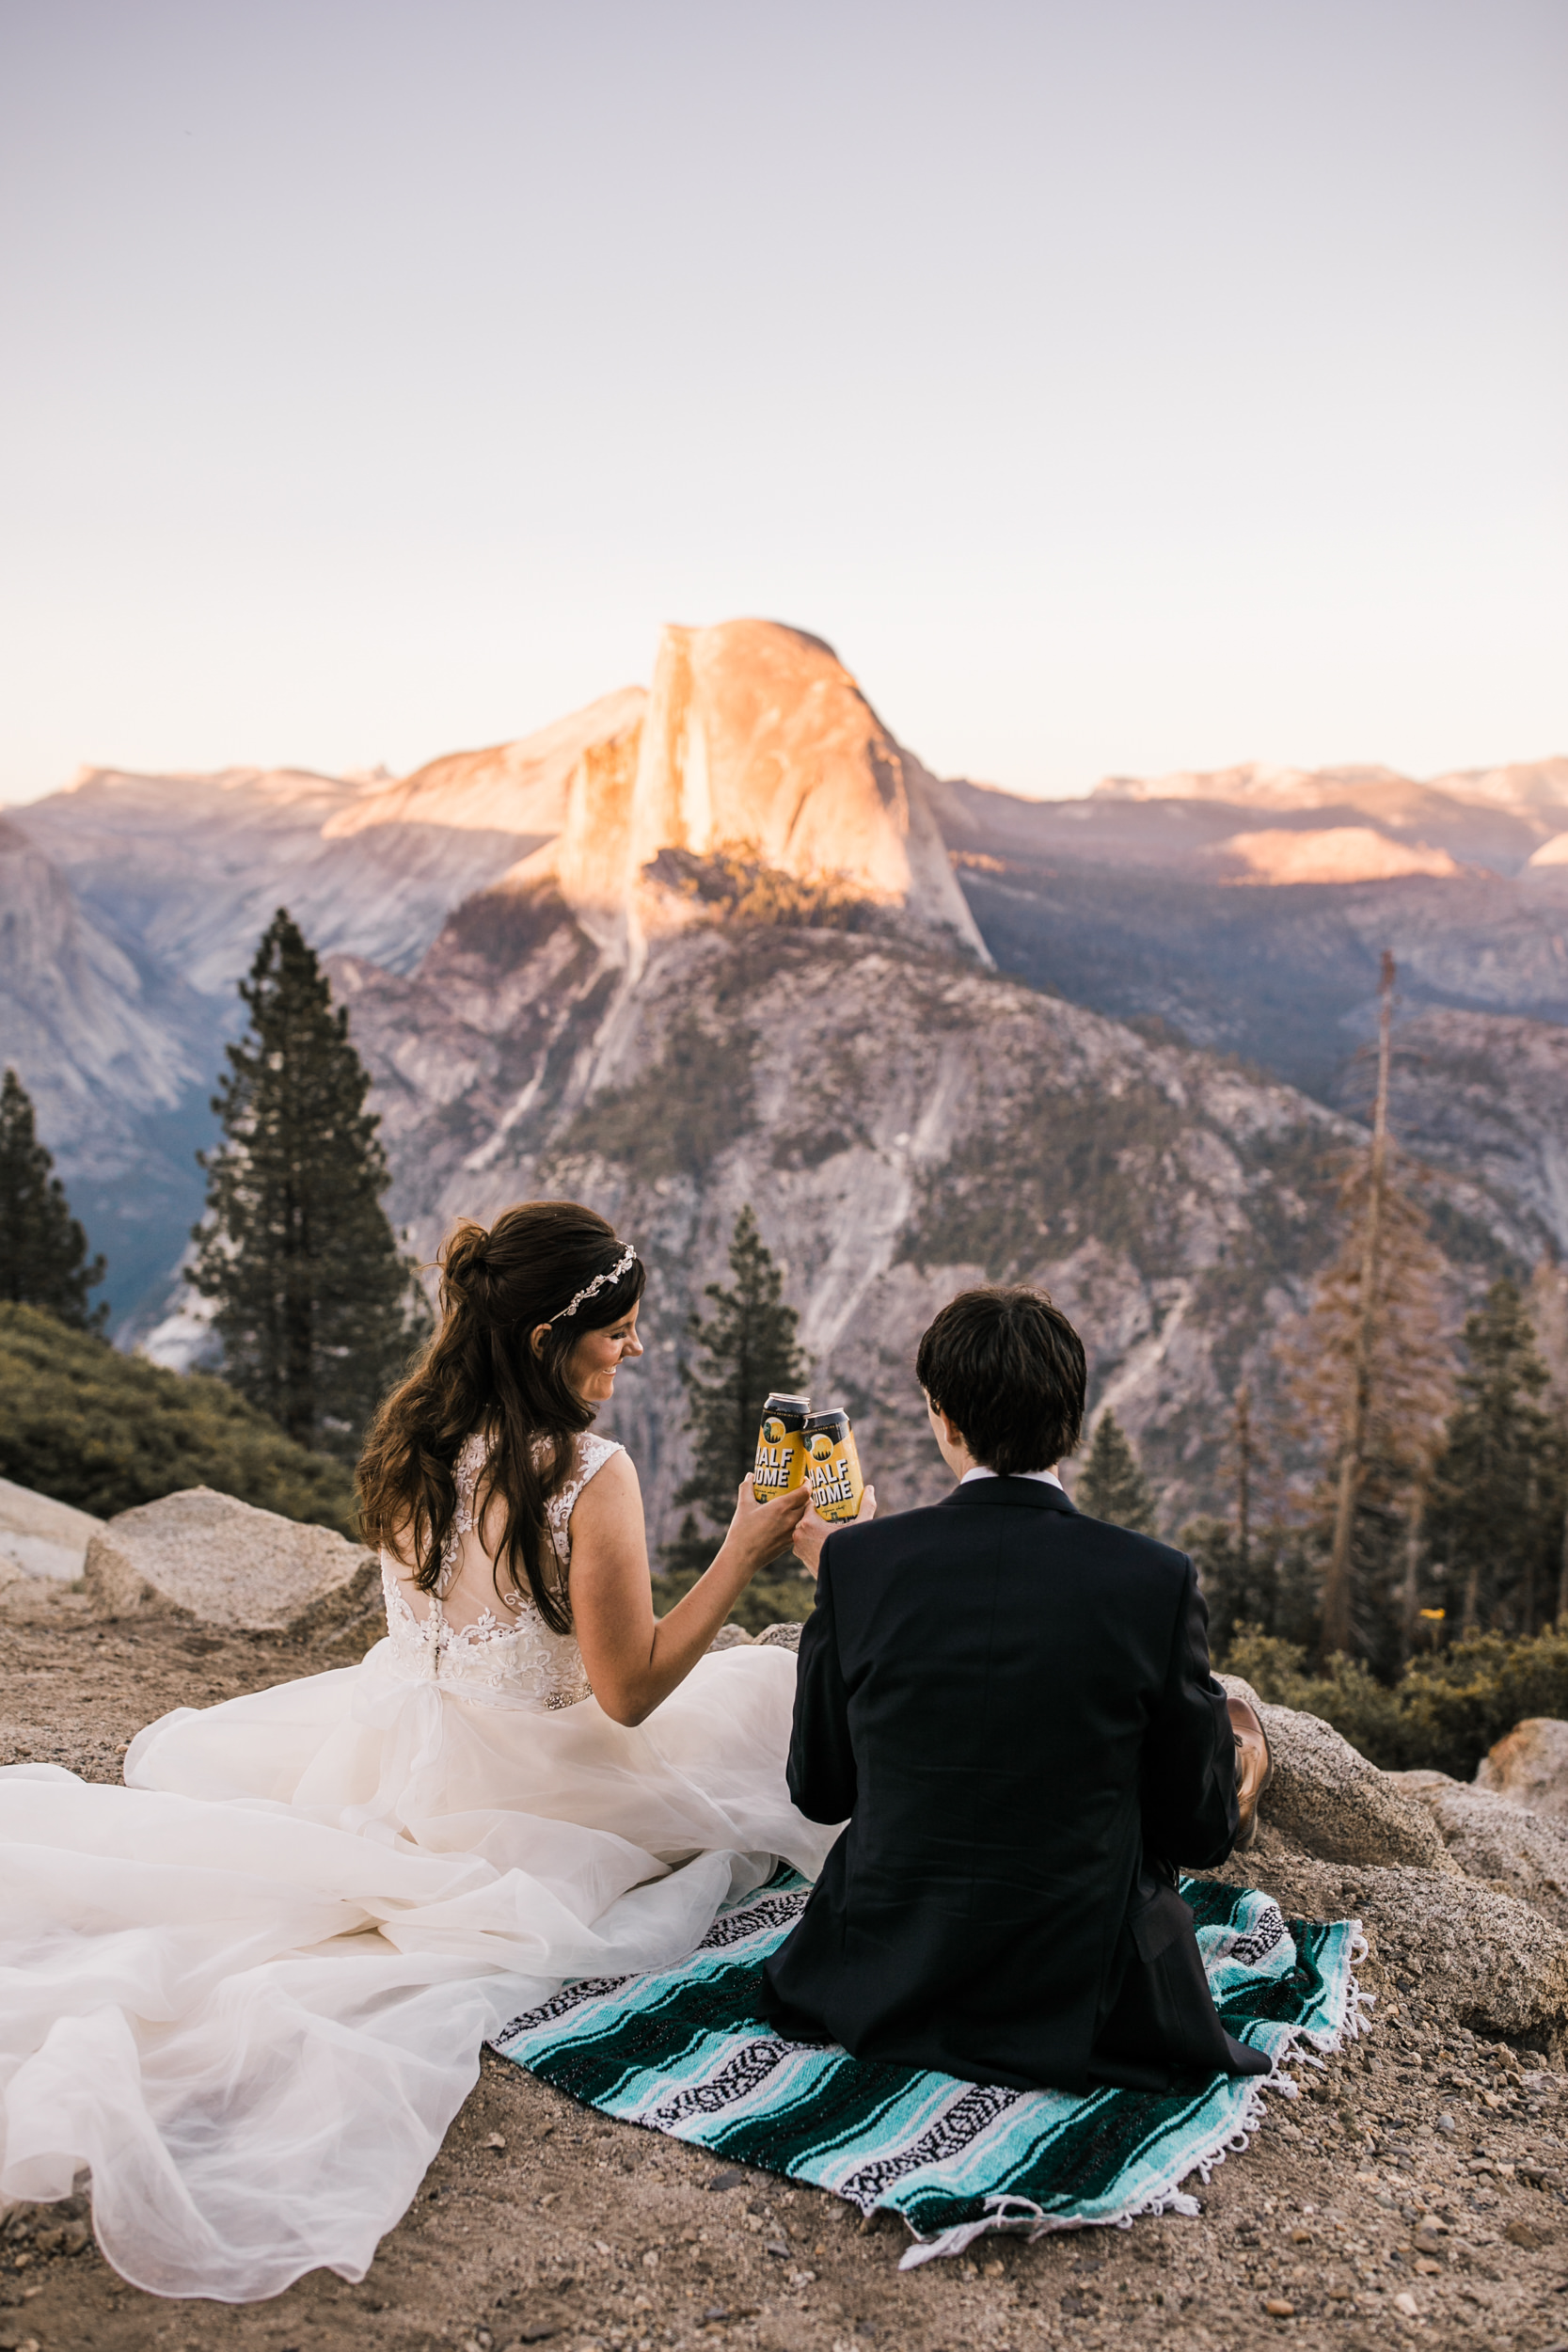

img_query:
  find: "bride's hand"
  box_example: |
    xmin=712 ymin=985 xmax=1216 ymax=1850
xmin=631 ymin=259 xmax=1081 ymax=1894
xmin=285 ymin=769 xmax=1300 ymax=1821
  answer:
xmin=723 ymin=1477 xmax=813 ymax=1580
xmin=792 ymin=1485 xmax=877 ymax=1580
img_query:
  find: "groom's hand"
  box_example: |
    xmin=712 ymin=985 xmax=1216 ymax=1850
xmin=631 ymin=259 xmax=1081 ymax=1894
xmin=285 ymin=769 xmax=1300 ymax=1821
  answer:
xmin=792 ymin=1486 xmax=877 ymax=1579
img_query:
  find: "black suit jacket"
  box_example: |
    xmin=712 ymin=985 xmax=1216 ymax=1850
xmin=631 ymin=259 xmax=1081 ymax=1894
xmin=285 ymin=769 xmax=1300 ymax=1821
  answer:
xmin=760 ymin=1477 xmax=1254 ymax=2093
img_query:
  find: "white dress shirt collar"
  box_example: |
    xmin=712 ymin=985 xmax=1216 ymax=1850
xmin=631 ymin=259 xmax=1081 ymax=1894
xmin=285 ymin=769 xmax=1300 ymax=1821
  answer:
xmin=959 ymin=1465 xmax=1064 ymax=1490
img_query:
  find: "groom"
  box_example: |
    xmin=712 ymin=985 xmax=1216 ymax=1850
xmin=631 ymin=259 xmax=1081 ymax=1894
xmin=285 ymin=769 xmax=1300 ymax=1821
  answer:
xmin=764 ymin=1285 xmax=1271 ymax=2094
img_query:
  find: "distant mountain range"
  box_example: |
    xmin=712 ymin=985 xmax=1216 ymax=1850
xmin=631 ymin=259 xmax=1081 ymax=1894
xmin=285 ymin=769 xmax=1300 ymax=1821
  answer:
xmin=4 ymin=618 xmax=1563 ymax=1535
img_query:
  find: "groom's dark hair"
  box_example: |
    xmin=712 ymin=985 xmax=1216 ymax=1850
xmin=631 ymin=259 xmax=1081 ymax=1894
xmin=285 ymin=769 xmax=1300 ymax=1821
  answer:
xmin=917 ymin=1286 xmax=1085 ymax=1475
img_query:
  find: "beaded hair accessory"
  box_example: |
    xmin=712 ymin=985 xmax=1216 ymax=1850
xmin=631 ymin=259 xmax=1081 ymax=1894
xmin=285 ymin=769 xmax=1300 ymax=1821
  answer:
xmin=547 ymin=1244 xmax=638 ymax=1323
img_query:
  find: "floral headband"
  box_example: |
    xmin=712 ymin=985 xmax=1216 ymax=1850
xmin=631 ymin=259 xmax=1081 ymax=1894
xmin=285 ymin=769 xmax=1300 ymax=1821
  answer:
xmin=548 ymin=1244 xmax=639 ymax=1323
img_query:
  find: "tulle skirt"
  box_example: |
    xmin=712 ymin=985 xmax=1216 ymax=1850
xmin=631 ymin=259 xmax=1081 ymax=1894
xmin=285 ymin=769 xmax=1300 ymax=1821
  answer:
xmin=0 ymin=1639 xmax=833 ymax=2302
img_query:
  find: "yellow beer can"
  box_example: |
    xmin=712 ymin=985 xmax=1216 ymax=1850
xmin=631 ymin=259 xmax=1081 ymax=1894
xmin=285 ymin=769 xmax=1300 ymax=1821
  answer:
xmin=801 ymin=1406 xmax=865 ymax=1522
xmin=753 ymin=1392 xmax=812 ymax=1502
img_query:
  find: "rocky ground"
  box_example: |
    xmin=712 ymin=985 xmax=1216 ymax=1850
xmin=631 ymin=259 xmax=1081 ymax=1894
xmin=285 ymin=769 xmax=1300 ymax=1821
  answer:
xmin=5 ymin=1584 xmax=1568 ymax=2351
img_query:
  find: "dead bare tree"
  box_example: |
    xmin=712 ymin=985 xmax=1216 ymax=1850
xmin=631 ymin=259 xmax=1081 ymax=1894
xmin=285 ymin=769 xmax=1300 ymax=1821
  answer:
xmin=1279 ymin=951 xmax=1454 ymax=1663
xmin=1234 ymin=1380 xmax=1253 ymax=1576
xmin=1323 ymin=950 xmax=1395 ymax=1656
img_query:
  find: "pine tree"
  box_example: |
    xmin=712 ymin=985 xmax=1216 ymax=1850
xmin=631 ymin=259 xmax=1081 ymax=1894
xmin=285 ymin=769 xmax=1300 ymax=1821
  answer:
xmin=1074 ymin=1409 xmax=1157 ymax=1534
xmin=1283 ymin=1140 xmax=1453 ymax=1664
xmin=189 ymin=910 xmax=429 ymax=1456
xmin=661 ymin=1205 xmax=809 ymax=1574
xmin=1182 ymin=1519 xmax=1251 ymax=1656
xmin=1426 ymin=1279 xmax=1566 ymax=1638
xmin=0 ymin=1068 xmax=106 ymax=1328
xmin=1525 ymin=1256 xmax=1568 ymax=1626
xmin=1184 ymin=1383 xmax=1277 ymax=1651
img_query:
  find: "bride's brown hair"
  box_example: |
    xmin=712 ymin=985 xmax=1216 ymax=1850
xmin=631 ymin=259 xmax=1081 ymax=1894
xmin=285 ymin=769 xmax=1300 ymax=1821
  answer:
xmin=357 ymin=1201 xmax=645 ymax=1633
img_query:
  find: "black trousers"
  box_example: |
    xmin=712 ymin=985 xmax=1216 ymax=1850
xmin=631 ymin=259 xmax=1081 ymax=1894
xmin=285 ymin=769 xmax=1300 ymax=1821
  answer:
xmin=1089 ymin=1877 xmax=1271 ymax=2093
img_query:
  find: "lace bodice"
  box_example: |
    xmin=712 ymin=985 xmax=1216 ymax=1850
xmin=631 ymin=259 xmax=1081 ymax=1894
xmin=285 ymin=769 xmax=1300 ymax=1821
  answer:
xmin=380 ymin=1431 xmax=622 ymax=1708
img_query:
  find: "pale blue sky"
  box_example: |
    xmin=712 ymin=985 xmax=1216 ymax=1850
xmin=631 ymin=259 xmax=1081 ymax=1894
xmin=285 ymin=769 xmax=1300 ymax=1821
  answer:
xmin=1 ymin=0 xmax=1563 ymax=803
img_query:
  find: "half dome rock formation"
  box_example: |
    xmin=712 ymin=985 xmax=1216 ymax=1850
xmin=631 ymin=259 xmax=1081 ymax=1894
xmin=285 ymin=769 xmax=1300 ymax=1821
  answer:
xmin=511 ymin=621 xmax=990 ymax=967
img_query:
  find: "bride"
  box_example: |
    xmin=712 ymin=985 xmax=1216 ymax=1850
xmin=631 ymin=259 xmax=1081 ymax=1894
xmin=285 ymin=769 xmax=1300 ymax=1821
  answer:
xmin=0 ymin=1202 xmax=856 ymax=2303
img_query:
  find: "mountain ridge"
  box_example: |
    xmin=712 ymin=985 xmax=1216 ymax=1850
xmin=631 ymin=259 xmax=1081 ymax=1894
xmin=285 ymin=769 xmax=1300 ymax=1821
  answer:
xmin=307 ymin=890 xmax=1522 ymax=1546
xmin=4 ymin=617 xmax=1563 ymax=1446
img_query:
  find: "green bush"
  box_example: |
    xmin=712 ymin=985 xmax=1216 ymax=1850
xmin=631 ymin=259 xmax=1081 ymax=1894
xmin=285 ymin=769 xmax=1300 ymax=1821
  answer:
xmin=0 ymin=1302 xmax=358 ymax=1534
xmin=646 ymin=844 xmax=868 ymax=932
xmin=1219 ymin=1619 xmax=1568 ymax=1780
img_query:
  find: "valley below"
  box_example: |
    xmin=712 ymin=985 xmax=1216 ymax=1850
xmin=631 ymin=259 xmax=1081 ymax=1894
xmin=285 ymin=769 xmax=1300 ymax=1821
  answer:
xmin=330 ymin=891 xmax=1511 ymax=1545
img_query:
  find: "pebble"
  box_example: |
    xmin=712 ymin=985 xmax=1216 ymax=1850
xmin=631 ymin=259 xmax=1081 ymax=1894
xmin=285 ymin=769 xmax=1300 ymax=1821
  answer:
xmin=1263 ymin=2297 xmax=1294 ymax=2317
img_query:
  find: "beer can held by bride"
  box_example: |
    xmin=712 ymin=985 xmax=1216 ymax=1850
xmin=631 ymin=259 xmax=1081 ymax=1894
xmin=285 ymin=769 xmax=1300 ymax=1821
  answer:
xmin=753 ymin=1393 xmax=811 ymax=1502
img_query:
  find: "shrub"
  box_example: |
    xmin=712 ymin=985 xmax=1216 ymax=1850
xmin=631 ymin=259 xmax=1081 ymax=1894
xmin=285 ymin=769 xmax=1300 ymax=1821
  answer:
xmin=1219 ymin=1618 xmax=1568 ymax=1780
xmin=0 ymin=1302 xmax=358 ymax=1534
xmin=646 ymin=844 xmax=867 ymax=931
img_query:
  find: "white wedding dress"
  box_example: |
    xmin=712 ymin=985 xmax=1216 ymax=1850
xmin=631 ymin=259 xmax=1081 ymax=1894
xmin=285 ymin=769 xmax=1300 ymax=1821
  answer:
xmin=0 ymin=1433 xmax=832 ymax=2302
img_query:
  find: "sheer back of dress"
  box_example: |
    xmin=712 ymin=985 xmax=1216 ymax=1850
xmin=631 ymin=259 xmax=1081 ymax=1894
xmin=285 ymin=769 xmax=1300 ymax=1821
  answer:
xmin=379 ymin=1428 xmax=622 ymax=1708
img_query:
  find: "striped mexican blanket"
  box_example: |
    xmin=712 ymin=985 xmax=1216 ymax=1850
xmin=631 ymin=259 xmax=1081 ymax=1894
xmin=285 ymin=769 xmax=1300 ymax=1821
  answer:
xmin=491 ymin=1873 xmax=1366 ymax=2266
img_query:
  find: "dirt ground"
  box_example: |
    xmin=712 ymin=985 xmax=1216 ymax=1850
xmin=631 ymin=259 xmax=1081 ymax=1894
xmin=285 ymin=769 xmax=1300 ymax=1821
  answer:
xmin=5 ymin=1587 xmax=1568 ymax=2352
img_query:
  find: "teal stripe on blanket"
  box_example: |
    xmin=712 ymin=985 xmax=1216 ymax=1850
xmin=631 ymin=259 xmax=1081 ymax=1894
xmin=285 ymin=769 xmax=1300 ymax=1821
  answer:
xmin=490 ymin=1875 xmax=1364 ymax=2264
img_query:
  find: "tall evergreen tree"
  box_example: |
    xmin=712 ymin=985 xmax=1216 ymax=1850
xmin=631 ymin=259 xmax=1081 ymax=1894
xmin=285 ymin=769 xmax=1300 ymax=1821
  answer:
xmin=1426 ymin=1279 xmax=1566 ymax=1637
xmin=1283 ymin=1142 xmax=1453 ymax=1664
xmin=0 ymin=1067 xmax=105 ymax=1328
xmin=662 ymin=1205 xmax=809 ymax=1574
xmin=1074 ymin=1409 xmax=1158 ymax=1533
xmin=189 ymin=910 xmax=429 ymax=1456
xmin=1181 ymin=1518 xmax=1249 ymax=1654
xmin=1184 ymin=1385 xmax=1276 ymax=1650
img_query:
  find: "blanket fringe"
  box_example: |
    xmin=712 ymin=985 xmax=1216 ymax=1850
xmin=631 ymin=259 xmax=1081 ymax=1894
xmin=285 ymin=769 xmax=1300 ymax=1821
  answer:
xmin=896 ymin=1916 xmax=1369 ymax=2269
